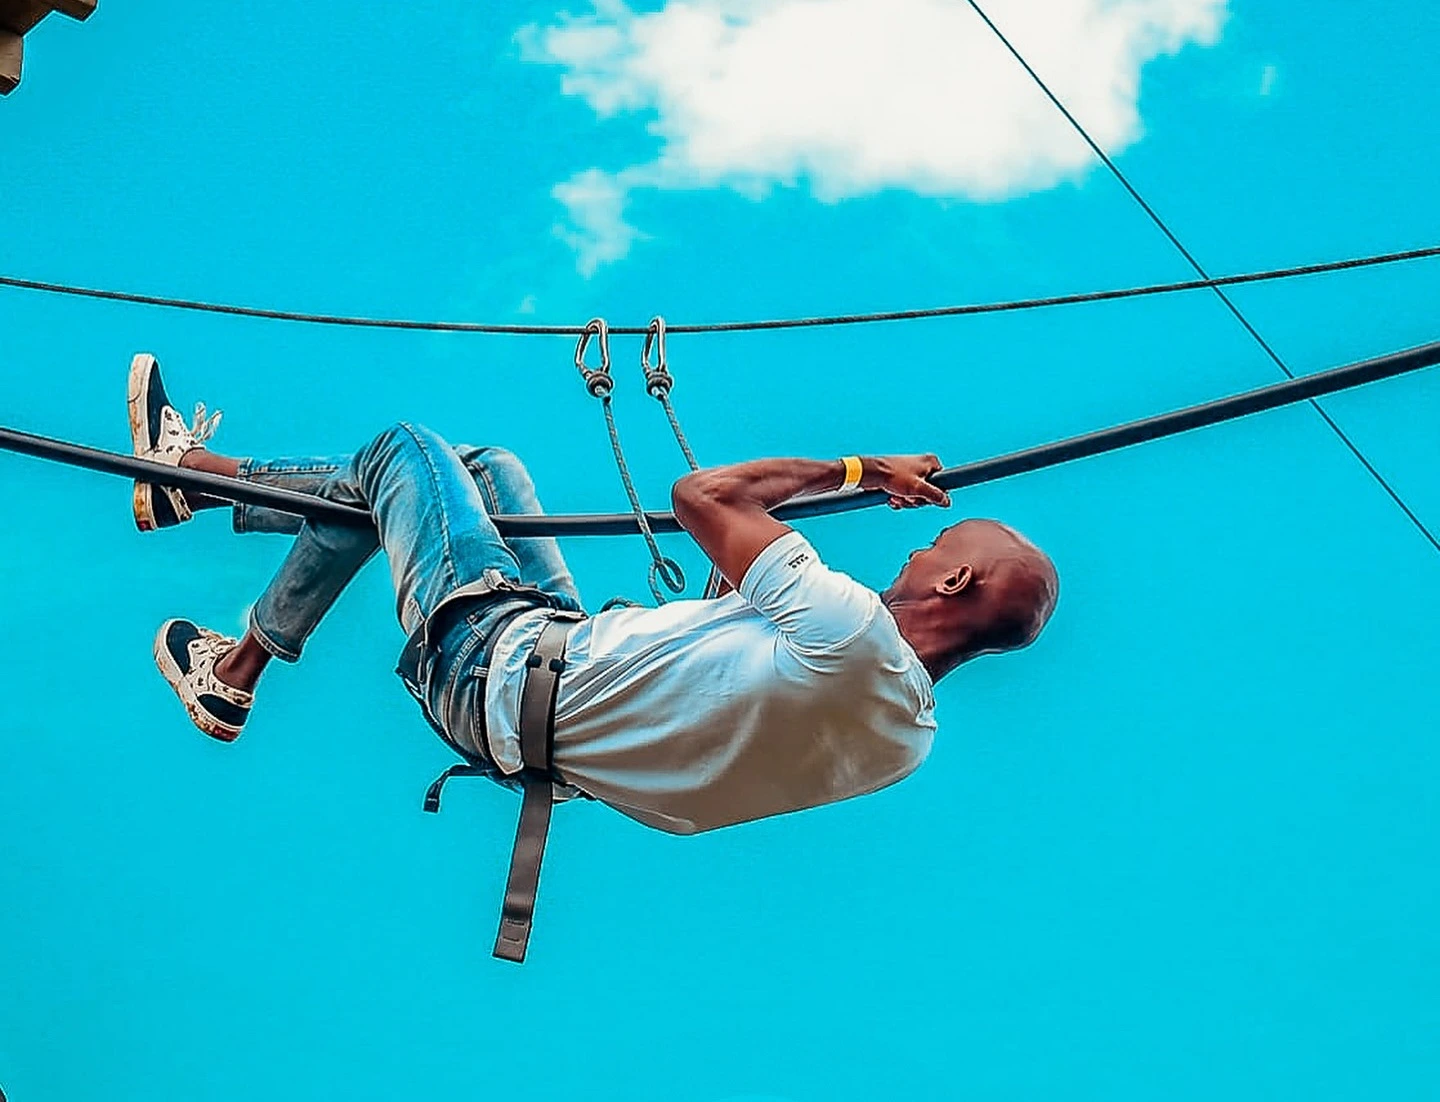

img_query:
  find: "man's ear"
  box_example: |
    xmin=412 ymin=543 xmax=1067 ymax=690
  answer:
xmin=936 ymin=563 xmax=973 ymax=597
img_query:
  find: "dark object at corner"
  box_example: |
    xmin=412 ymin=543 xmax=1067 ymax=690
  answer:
xmin=1 ymin=0 xmax=96 ymax=95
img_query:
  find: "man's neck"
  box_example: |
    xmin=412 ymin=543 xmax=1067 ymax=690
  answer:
xmin=882 ymin=592 xmax=970 ymax=682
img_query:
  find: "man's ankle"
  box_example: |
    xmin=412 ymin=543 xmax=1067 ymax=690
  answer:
xmin=212 ymin=648 xmax=244 ymax=689
xmin=214 ymin=645 xmax=262 ymax=693
xmin=221 ymin=631 xmax=274 ymax=693
xmin=178 ymin=448 xmax=243 ymax=485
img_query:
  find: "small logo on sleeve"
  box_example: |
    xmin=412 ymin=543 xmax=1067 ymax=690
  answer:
xmin=786 ymin=552 xmax=811 ymax=569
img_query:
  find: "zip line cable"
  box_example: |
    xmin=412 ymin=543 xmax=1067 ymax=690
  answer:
xmin=4 ymin=338 xmax=1437 ymax=538
xmin=964 ymin=0 xmax=1440 ymax=554
xmin=2 ymin=244 xmax=1439 ymax=335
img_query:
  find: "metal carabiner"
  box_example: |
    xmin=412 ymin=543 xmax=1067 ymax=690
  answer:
xmin=641 ymin=316 xmax=673 ymax=399
xmin=575 ymin=317 xmax=613 ymax=399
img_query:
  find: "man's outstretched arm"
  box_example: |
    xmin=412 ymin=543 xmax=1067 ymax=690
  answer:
xmin=672 ymin=455 xmax=950 ymax=587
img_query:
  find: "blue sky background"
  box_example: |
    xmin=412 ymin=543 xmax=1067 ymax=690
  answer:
xmin=3 ymin=2 xmax=1439 ymax=1100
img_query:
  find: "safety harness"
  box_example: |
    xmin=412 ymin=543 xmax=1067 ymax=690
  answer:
xmin=399 ymin=576 xmax=584 ymax=964
xmin=393 ymin=320 xmax=706 ymax=962
xmin=491 ymin=612 xmax=580 ymax=961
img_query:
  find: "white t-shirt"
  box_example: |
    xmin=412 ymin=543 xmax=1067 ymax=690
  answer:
xmin=481 ymin=531 xmax=937 ymax=834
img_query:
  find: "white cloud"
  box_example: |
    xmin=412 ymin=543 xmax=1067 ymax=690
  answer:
xmin=523 ymin=0 xmax=1227 ymax=272
xmin=550 ymin=166 xmax=650 ymax=276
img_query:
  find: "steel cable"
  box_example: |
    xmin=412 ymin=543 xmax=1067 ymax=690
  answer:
xmin=1 ymin=245 xmax=1438 ymax=335
xmin=964 ymin=0 xmax=1440 ymax=553
xmin=576 ymin=319 xmax=686 ymax=602
xmin=642 ymin=316 xmax=724 ymax=598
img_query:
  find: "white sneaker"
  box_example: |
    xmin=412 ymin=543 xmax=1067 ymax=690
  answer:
xmin=153 ymin=619 xmax=253 ymax=742
xmin=127 ymin=353 xmax=223 ymax=531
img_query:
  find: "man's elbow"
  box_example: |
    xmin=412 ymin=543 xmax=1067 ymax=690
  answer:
xmin=672 ymin=469 xmax=734 ymax=526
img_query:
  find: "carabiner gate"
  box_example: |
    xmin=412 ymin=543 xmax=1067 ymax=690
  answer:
xmin=641 ymin=316 xmax=673 ymax=399
xmin=575 ymin=317 xmax=613 ymax=399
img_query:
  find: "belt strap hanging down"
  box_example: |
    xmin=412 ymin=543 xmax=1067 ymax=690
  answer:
xmin=492 ymin=614 xmax=580 ymax=963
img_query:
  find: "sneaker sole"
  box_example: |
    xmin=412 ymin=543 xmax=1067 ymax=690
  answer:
xmin=128 ymin=354 xmax=160 ymax=532
xmin=152 ymin=622 xmax=244 ymax=742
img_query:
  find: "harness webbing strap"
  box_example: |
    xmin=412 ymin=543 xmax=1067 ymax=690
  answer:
xmin=422 ymin=763 xmax=487 ymax=814
xmin=492 ymin=614 xmax=579 ymax=963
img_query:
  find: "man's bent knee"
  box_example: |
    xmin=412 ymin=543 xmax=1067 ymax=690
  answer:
xmin=363 ymin=421 xmax=448 ymax=462
xmin=456 ymin=445 xmax=540 ymax=505
xmin=466 ymin=446 xmax=530 ymax=481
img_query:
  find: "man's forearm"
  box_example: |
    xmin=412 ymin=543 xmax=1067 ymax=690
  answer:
xmin=676 ymin=455 xmax=886 ymax=511
xmin=672 ymin=453 xmax=944 ymax=588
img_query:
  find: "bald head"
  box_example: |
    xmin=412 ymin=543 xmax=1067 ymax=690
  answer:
xmin=884 ymin=519 xmax=1058 ymax=678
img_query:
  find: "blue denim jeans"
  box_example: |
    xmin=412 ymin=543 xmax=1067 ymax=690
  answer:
xmin=233 ymin=423 xmax=583 ymax=668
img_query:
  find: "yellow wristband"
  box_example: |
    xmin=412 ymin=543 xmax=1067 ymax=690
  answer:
xmin=840 ymin=455 xmax=863 ymax=491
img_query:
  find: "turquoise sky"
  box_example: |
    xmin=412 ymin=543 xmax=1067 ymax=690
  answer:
xmin=3 ymin=3 xmax=1439 ymax=1100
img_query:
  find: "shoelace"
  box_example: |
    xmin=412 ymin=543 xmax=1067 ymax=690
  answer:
xmin=192 ymin=626 xmax=251 ymax=697
xmin=193 ymin=624 xmax=239 ymax=659
xmin=189 ymin=402 xmax=223 ymax=444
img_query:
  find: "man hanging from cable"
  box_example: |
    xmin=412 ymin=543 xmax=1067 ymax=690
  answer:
xmin=129 ymin=351 xmax=1058 ymax=959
